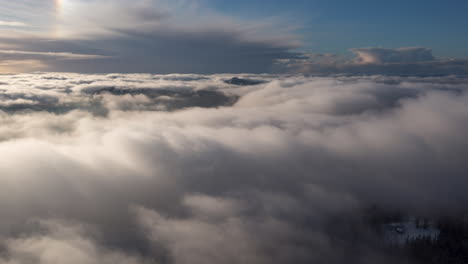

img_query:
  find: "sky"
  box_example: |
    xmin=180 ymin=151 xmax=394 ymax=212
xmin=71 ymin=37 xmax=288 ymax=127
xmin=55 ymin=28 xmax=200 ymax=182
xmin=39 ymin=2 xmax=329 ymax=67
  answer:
xmin=210 ymin=0 xmax=468 ymax=57
xmin=0 ymin=0 xmax=467 ymax=74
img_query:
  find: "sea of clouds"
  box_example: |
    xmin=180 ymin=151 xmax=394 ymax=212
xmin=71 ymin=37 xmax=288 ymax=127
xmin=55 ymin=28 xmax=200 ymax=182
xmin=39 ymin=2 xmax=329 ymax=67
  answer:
xmin=0 ymin=73 xmax=467 ymax=263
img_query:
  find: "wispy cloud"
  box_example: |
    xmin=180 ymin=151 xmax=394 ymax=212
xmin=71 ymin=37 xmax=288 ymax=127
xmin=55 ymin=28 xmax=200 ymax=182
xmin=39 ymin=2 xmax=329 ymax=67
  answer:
xmin=0 ymin=49 xmax=108 ymax=73
xmin=0 ymin=20 xmax=27 ymax=27
xmin=0 ymin=49 xmax=108 ymax=60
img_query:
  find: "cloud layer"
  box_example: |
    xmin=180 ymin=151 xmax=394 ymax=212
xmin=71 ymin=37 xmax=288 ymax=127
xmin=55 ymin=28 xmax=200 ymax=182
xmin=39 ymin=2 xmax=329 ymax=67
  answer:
xmin=0 ymin=73 xmax=466 ymax=263
xmin=279 ymin=47 xmax=468 ymax=76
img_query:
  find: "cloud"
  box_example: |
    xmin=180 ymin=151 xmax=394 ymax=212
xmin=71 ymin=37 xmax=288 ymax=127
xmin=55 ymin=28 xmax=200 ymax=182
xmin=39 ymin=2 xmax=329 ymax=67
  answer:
xmin=0 ymin=73 xmax=466 ymax=263
xmin=2 ymin=2 xmax=465 ymax=76
xmin=0 ymin=2 xmax=466 ymax=76
xmin=0 ymin=50 xmax=107 ymax=60
xmin=0 ymin=0 xmax=301 ymax=74
xmin=0 ymin=50 xmax=108 ymax=73
xmin=0 ymin=219 xmax=146 ymax=264
xmin=278 ymin=47 xmax=468 ymax=76
xmin=351 ymin=47 xmax=435 ymax=64
xmin=0 ymin=59 xmax=46 ymax=73
xmin=0 ymin=21 xmax=27 ymax=27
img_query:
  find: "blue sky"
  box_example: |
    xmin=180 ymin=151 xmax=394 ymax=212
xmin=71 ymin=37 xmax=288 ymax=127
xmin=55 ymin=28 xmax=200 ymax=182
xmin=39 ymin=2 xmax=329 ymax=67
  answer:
xmin=209 ymin=0 xmax=468 ymax=58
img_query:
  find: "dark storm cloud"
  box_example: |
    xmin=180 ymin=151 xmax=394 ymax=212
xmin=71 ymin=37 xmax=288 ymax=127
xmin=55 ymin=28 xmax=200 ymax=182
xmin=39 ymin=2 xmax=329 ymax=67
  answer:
xmin=0 ymin=73 xmax=467 ymax=263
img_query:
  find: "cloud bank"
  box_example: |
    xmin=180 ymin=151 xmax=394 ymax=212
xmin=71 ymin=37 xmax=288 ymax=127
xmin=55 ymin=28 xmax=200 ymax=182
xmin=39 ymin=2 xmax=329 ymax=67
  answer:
xmin=352 ymin=47 xmax=435 ymax=64
xmin=0 ymin=73 xmax=466 ymax=263
xmin=0 ymin=0 xmax=300 ymax=74
xmin=279 ymin=47 xmax=468 ymax=76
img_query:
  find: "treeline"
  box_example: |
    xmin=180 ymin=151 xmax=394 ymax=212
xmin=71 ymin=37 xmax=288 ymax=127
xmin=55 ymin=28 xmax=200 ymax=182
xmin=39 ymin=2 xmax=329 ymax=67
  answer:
xmin=363 ymin=206 xmax=468 ymax=263
xmin=405 ymin=219 xmax=468 ymax=264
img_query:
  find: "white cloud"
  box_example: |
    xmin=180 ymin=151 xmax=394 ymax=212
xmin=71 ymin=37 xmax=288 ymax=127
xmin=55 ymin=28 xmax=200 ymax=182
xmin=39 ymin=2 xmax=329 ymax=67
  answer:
xmin=0 ymin=219 xmax=146 ymax=264
xmin=0 ymin=73 xmax=466 ymax=263
xmin=277 ymin=47 xmax=468 ymax=76
xmin=351 ymin=47 xmax=435 ymax=64
xmin=0 ymin=21 xmax=27 ymax=27
xmin=0 ymin=50 xmax=107 ymax=60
